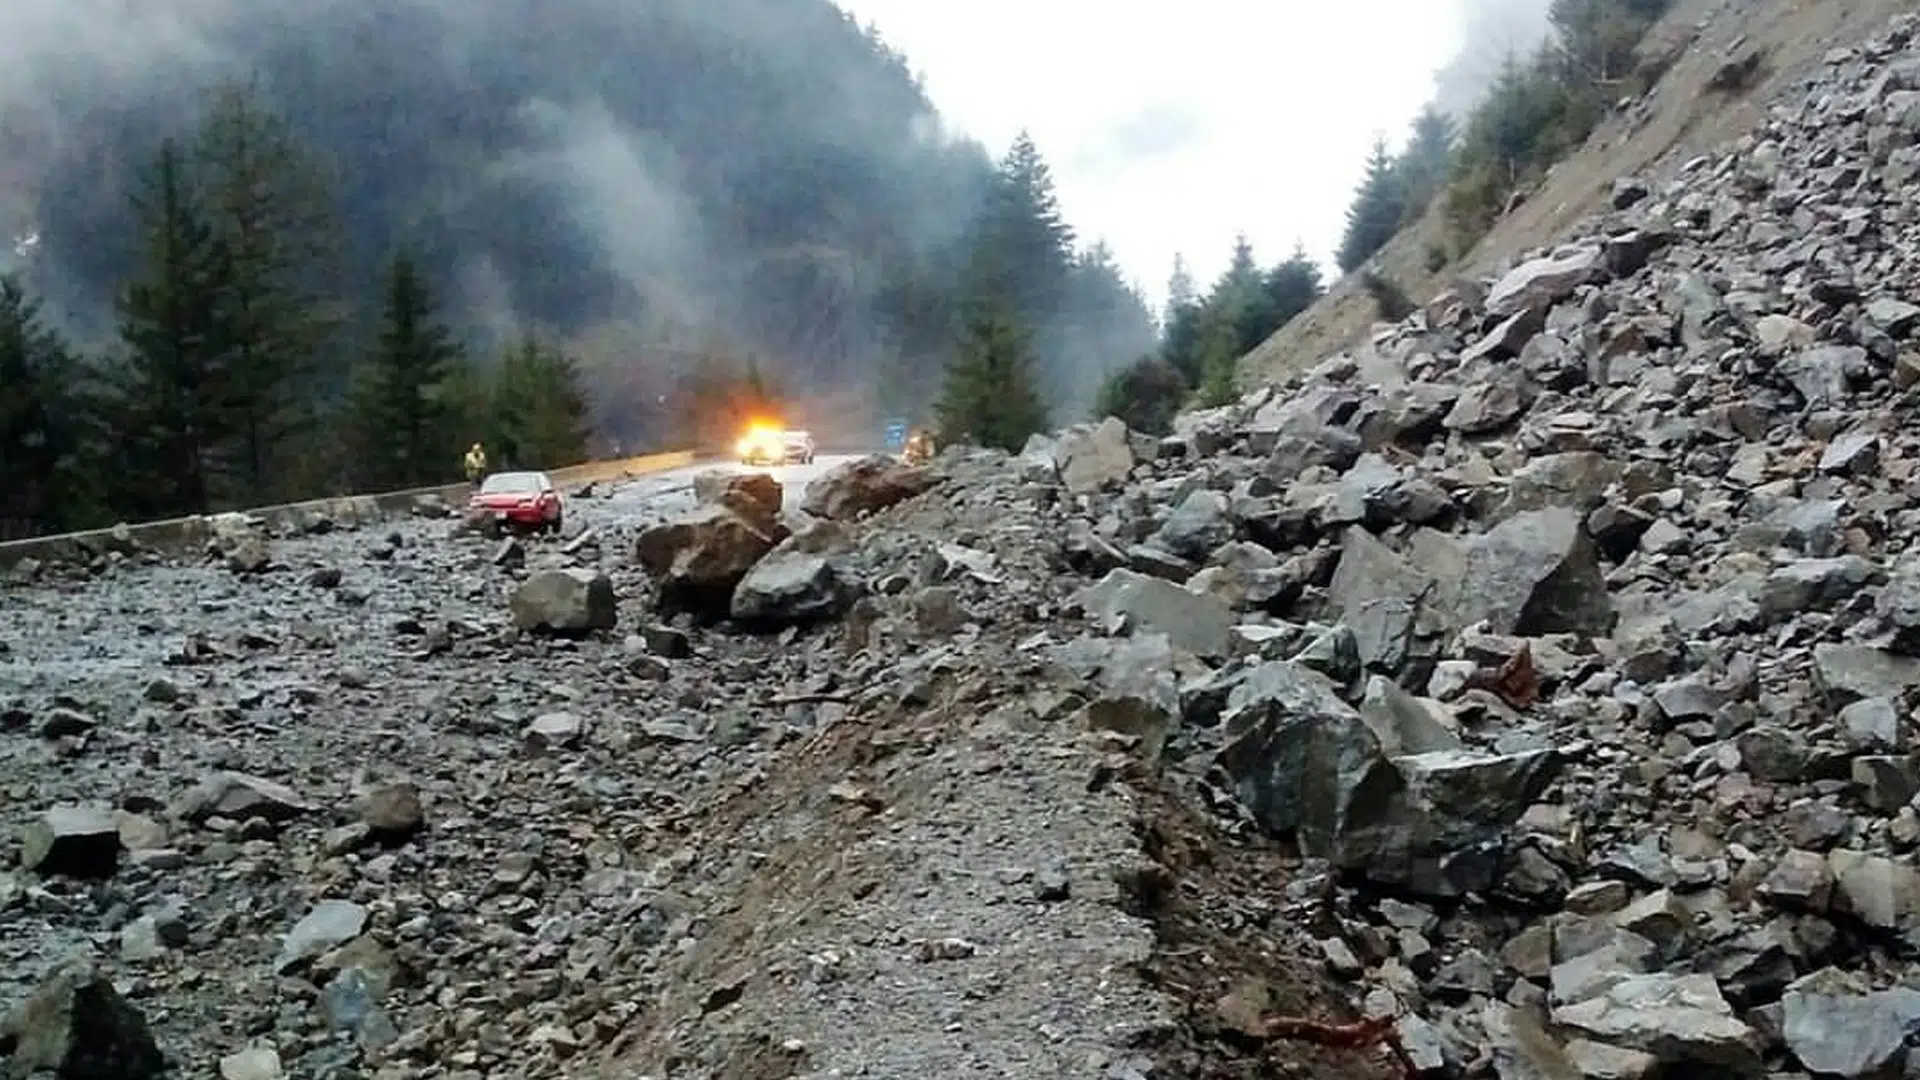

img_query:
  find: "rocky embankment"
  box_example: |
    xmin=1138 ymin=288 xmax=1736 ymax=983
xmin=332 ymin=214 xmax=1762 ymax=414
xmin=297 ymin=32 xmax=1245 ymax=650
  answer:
xmin=15 ymin=11 xmax=1920 ymax=1080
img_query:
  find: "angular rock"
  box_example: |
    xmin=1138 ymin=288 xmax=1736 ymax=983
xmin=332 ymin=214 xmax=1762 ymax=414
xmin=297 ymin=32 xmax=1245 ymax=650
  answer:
xmin=1781 ymin=968 xmax=1920 ymax=1078
xmin=509 ymin=568 xmax=617 ymax=634
xmin=1 ymin=964 xmax=164 ymax=1080
xmin=1549 ymin=972 xmax=1761 ymax=1074
xmin=1080 ymin=568 xmax=1234 ymax=659
xmin=1459 ymin=508 xmax=1615 ymax=637
xmin=1053 ymin=417 xmax=1135 ymax=493
xmin=274 ymin=899 xmax=370 ymax=974
xmin=799 ymin=455 xmax=938 ymax=520
xmin=635 ymin=505 xmax=785 ymax=617
xmin=169 ymin=772 xmax=314 ymax=825
xmin=731 ymin=548 xmax=857 ymax=627
xmin=19 ymin=805 xmax=121 ymax=879
xmin=1214 ymin=661 xmax=1559 ymax=896
xmin=1484 ymin=246 xmax=1605 ymax=317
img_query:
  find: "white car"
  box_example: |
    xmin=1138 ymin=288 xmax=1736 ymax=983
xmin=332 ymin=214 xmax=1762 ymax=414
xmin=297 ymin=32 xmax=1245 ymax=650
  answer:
xmin=782 ymin=430 xmax=816 ymax=464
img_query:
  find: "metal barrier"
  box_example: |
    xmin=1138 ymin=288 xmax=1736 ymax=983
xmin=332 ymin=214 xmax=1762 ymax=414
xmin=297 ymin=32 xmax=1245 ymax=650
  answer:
xmin=0 ymin=449 xmax=700 ymax=570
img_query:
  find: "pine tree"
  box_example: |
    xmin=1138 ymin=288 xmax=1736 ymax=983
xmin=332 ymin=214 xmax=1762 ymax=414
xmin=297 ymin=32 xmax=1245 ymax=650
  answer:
xmin=1165 ymin=254 xmax=1197 ymax=323
xmin=1094 ymin=354 xmax=1186 ymax=436
xmin=348 ymin=247 xmax=466 ymax=490
xmin=958 ymin=132 xmax=1076 ymax=407
xmin=1336 ymin=137 xmax=1409 ymax=274
xmin=192 ymin=80 xmax=344 ymax=502
xmin=1193 ymin=306 xmax=1243 ymax=408
xmin=0 ymin=274 xmax=104 ymax=538
xmin=1213 ymin=234 xmax=1268 ymax=354
xmin=108 ymin=138 xmax=231 ymax=519
xmin=1054 ymin=242 xmax=1158 ymax=419
xmin=933 ymin=311 xmax=1047 ymax=452
xmin=438 ymin=358 xmax=495 ymax=465
xmin=1262 ymin=245 xmax=1325 ymax=327
xmin=1396 ymin=106 xmax=1457 ymax=220
xmin=491 ymin=336 xmax=590 ymax=470
xmin=962 ymin=131 xmax=1074 ymax=322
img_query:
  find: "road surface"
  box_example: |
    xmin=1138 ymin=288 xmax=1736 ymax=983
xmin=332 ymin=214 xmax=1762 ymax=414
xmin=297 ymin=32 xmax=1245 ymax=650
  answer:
xmin=583 ymin=453 xmax=862 ymax=529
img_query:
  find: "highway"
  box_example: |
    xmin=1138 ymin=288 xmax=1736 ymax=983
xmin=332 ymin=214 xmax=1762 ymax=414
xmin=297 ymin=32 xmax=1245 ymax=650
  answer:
xmin=586 ymin=452 xmax=865 ymax=529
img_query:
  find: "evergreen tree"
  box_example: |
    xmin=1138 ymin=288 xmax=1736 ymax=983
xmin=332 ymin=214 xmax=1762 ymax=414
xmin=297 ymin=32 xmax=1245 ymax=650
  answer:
xmin=1193 ymin=306 xmax=1244 ymax=408
xmin=348 ymin=247 xmax=466 ymax=490
xmin=1337 ymin=137 xmax=1409 ymax=274
xmin=108 ymin=138 xmax=231 ymax=519
xmin=192 ymin=80 xmax=344 ymax=503
xmin=1396 ymin=106 xmax=1456 ymax=221
xmin=1053 ymin=242 xmax=1158 ymax=418
xmin=1093 ymin=354 xmax=1186 ymax=436
xmin=1262 ymin=246 xmax=1325 ymax=329
xmin=957 ymin=132 xmax=1077 ymax=408
xmin=1212 ymin=234 xmax=1268 ymax=352
xmin=933 ymin=311 xmax=1047 ymax=452
xmin=491 ymin=336 xmax=590 ymax=469
xmin=961 ymin=131 xmax=1074 ymax=325
xmin=0 ymin=275 xmax=104 ymax=538
xmin=1165 ymin=254 xmax=1197 ymax=324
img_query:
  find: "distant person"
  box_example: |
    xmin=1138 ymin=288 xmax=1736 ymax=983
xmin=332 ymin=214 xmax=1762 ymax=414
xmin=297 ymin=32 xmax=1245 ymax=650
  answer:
xmin=904 ymin=428 xmax=935 ymax=465
xmin=463 ymin=442 xmax=488 ymax=488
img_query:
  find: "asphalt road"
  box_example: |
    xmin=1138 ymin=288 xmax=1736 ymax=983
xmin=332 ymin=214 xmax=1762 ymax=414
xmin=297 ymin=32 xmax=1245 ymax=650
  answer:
xmin=584 ymin=453 xmax=864 ymax=529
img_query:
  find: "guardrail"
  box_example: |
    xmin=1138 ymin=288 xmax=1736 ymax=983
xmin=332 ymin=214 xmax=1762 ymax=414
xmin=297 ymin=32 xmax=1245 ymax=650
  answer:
xmin=0 ymin=449 xmax=700 ymax=570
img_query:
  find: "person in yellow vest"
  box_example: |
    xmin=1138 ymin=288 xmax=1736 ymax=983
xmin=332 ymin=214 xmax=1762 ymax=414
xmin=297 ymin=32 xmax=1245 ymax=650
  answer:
xmin=904 ymin=428 xmax=935 ymax=465
xmin=463 ymin=442 xmax=488 ymax=488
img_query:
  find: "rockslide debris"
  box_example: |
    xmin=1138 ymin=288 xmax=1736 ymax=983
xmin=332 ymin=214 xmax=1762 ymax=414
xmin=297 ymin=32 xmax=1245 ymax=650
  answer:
xmin=13 ymin=12 xmax=1920 ymax=1080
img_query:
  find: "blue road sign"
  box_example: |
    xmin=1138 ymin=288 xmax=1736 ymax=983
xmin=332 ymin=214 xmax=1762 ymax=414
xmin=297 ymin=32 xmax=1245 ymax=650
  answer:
xmin=884 ymin=419 xmax=908 ymax=450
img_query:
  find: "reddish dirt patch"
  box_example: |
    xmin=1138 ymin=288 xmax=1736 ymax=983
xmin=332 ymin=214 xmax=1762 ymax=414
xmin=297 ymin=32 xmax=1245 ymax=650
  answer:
xmin=1118 ymin=765 xmax=1405 ymax=1080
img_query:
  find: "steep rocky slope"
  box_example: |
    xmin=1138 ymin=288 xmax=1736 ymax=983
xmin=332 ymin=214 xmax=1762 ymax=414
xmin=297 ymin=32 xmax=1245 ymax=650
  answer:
xmin=1245 ymin=0 xmax=1920 ymax=388
xmin=14 ymin=8 xmax=1920 ymax=1080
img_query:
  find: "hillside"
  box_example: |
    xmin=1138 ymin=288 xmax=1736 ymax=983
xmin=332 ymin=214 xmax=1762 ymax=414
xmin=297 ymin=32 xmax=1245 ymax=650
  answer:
xmin=1243 ymin=0 xmax=1920 ymax=387
xmin=0 ymin=0 xmax=1153 ymax=448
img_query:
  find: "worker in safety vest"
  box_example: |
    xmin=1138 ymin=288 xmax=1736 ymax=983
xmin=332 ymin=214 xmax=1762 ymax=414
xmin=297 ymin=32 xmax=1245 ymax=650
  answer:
xmin=463 ymin=443 xmax=488 ymax=487
xmin=904 ymin=428 xmax=935 ymax=465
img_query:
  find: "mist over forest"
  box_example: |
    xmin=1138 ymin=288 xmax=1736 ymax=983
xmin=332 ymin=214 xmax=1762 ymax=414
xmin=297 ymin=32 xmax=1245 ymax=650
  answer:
xmin=1430 ymin=0 xmax=1557 ymax=120
xmin=0 ymin=0 xmax=1670 ymax=541
xmin=0 ymin=0 xmax=1157 ymax=448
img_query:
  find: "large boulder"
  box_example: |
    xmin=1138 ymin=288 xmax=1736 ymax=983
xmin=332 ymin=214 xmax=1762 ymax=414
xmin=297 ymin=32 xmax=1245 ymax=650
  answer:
xmin=2 ymin=963 xmax=166 ymax=1080
xmin=1049 ymin=633 xmax=1184 ymax=764
xmin=1213 ymin=661 xmax=1560 ymax=898
xmin=510 ymin=568 xmax=617 ymax=634
xmin=1484 ymin=246 xmax=1606 ymax=318
xmin=636 ymin=484 xmax=789 ymax=618
xmin=1458 ymin=507 xmax=1616 ymax=637
xmin=799 ymin=456 xmax=938 ymax=520
xmin=730 ymin=518 xmax=861 ymax=627
xmin=1052 ymin=417 xmax=1136 ymax=493
xmin=694 ymin=470 xmax=784 ymax=532
xmin=1080 ymin=568 xmax=1235 ymax=660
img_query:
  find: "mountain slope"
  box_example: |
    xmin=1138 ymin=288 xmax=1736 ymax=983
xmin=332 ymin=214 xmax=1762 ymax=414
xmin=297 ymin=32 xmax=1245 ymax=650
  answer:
xmin=2 ymin=0 xmax=1153 ymax=447
xmin=1243 ymin=0 xmax=1920 ymax=388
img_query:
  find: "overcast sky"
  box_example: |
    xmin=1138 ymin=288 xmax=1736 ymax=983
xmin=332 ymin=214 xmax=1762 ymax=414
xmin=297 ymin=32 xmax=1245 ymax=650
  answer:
xmin=836 ymin=0 xmax=1474 ymax=307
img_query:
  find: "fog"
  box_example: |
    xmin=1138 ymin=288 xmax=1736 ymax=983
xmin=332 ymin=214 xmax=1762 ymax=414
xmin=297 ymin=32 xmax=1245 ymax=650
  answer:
xmin=0 ymin=0 xmax=1102 ymax=442
xmin=1431 ymin=0 xmax=1557 ymax=119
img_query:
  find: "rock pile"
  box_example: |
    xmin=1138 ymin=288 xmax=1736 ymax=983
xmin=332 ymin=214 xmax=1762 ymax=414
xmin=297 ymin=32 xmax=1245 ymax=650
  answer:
xmin=1059 ymin=13 xmax=1920 ymax=1075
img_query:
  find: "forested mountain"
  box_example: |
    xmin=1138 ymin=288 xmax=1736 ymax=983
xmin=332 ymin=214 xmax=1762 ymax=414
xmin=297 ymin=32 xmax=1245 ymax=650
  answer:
xmin=0 ymin=0 xmax=1157 ymax=536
